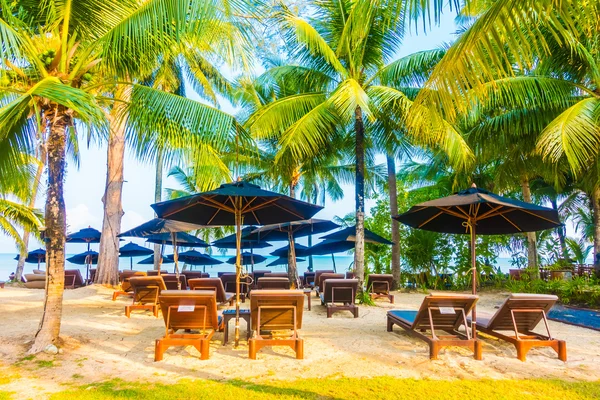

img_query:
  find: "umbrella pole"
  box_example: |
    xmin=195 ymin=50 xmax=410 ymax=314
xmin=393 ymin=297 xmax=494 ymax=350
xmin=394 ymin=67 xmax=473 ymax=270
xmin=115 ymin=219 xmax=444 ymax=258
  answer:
xmin=172 ymin=232 xmax=181 ymax=290
xmin=130 ymin=257 xmax=133 ymax=270
xmin=331 ymin=254 xmax=336 ymax=272
xmin=470 ymin=221 xmax=477 ymax=340
xmin=85 ymin=241 xmax=91 ymax=284
xmin=234 ymin=206 xmax=242 ymax=348
xmin=287 ymin=232 xmax=297 ymax=288
xmin=158 ymin=243 xmax=165 ymax=273
xmin=250 ymin=247 xmax=255 ymax=275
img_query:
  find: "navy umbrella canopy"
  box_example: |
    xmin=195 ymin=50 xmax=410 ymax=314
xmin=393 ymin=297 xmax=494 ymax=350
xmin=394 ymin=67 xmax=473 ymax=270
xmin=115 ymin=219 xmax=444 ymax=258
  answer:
xmin=138 ymin=255 xmax=173 ymax=265
xmin=118 ymin=218 xmax=204 ymax=238
xmin=226 ymin=252 xmax=267 ymax=266
xmin=145 ymin=232 xmax=209 ymax=247
xmin=14 ymin=248 xmax=46 ymax=264
xmin=176 ymin=250 xmax=223 ymax=266
xmin=152 ymin=181 xmax=323 ymax=347
xmin=270 ymin=243 xmax=311 ymax=257
xmin=67 ymin=250 xmax=99 ymax=265
xmin=246 ymin=219 xmax=339 ymax=241
xmin=268 ymin=257 xmax=305 ymax=267
xmin=211 ymin=226 xmax=272 ymax=249
xmin=119 ymin=242 xmax=153 ymax=269
xmin=67 ymin=227 xmax=101 ymax=244
xmin=308 ymin=240 xmax=356 ymax=272
xmin=321 ymin=225 xmax=392 ymax=245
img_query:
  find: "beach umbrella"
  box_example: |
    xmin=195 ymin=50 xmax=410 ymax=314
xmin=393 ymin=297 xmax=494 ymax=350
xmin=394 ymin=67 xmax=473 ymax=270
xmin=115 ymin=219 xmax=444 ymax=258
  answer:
xmin=119 ymin=242 xmax=153 ymax=270
xmin=176 ymin=249 xmax=223 ymax=272
xmin=270 ymin=243 xmax=311 ymax=258
xmin=14 ymin=248 xmax=46 ymax=269
xmin=67 ymin=227 xmax=103 ymax=283
xmin=247 ymin=219 xmax=339 ymax=279
xmin=118 ymin=218 xmax=204 ymax=237
xmin=321 ymin=225 xmax=392 ymax=244
xmin=67 ymin=250 xmax=99 ymax=265
xmin=308 ymin=240 xmax=355 ymax=272
xmin=212 ymin=227 xmax=272 ymax=274
xmin=394 ymin=184 xmax=561 ymax=337
xmin=138 ymin=255 xmax=173 ymax=265
xmin=144 ymin=232 xmax=209 ymax=248
xmin=268 ymin=257 xmax=305 ymax=267
xmin=226 ymin=252 xmax=267 ymax=266
xmin=152 ymin=180 xmax=323 ymax=346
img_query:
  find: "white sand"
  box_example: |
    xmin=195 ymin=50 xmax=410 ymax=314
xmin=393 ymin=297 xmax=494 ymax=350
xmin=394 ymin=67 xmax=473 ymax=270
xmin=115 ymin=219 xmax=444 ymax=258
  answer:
xmin=0 ymin=285 xmax=599 ymax=399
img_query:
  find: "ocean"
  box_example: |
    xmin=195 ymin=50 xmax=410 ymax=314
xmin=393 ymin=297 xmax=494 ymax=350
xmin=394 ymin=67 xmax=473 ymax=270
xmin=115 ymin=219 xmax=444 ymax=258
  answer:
xmin=0 ymin=253 xmax=516 ymax=281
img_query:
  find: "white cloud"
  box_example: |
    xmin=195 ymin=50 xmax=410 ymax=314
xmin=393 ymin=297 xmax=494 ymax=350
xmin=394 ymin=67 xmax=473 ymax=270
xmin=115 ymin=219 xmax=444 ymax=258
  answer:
xmin=66 ymin=203 xmax=100 ymax=232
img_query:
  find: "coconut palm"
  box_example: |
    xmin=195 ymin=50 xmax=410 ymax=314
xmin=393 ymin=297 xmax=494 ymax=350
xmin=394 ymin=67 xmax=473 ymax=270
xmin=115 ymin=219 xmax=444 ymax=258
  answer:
xmin=0 ymin=0 xmax=244 ymax=353
xmin=245 ymin=0 xmax=471 ymax=289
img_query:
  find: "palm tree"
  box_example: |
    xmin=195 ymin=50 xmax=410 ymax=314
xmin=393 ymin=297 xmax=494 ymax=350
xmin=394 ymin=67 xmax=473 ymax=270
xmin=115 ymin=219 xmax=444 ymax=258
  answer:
xmin=0 ymin=0 xmax=242 ymax=353
xmin=245 ymin=1 xmax=471 ymax=289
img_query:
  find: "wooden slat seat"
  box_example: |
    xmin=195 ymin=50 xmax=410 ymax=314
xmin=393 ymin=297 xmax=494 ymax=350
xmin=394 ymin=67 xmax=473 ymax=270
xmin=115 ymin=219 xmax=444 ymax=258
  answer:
xmin=320 ymin=279 xmax=359 ymax=318
xmin=188 ymin=278 xmax=234 ymax=306
xmin=257 ymin=277 xmax=290 ymax=290
xmin=125 ymin=276 xmax=166 ymax=318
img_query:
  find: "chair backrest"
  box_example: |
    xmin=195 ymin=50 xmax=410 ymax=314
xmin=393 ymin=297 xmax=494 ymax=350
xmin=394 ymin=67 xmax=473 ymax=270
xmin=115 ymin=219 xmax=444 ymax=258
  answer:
xmin=303 ymin=272 xmax=316 ymax=285
xmin=345 ymin=271 xmax=355 ymax=279
xmin=322 ymin=279 xmax=358 ymax=304
xmin=250 ymin=290 xmax=304 ymax=331
xmin=316 ymin=273 xmax=344 ymax=290
xmin=129 ymin=276 xmax=167 ymax=305
xmin=367 ymin=274 xmax=393 ymax=294
xmin=183 ymin=271 xmax=210 ymax=280
xmin=314 ymin=270 xmax=335 ymax=288
xmin=264 ymin=272 xmax=288 ymax=278
xmin=64 ymin=269 xmax=84 ymax=287
xmin=147 ymin=270 xmax=169 ymax=276
xmin=89 ymin=268 xmax=97 ymax=282
xmin=158 ymin=290 xmax=219 ymax=332
xmin=411 ymin=294 xmax=478 ymax=331
xmin=485 ymin=293 xmax=558 ymax=331
xmin=252 ymin=270 xmax=272 ymax=282
xmin=162 ymin=274 xmax=187 ymax=290
xmin=188 ymin=278 xmax=228 ymax=303
xmin=219 ymin=273 xmax=250 ymax=293
xmin=257 ymin=277 xmax=290 ymax=290
xmin=120 ymin=271 xmax=147 ymax=292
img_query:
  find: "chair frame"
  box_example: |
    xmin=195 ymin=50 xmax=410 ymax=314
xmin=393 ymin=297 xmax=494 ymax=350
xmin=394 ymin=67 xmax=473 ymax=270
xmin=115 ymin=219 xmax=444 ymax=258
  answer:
xmin=387 ymin=296 xmax=482 ymax=360
xmin=322 ymin=283 xmax=358 ymax=318
xmin=125 ymin=283 xmax=162 ymax=318
xmin=367 ymin=274 xmax=394 ymax=303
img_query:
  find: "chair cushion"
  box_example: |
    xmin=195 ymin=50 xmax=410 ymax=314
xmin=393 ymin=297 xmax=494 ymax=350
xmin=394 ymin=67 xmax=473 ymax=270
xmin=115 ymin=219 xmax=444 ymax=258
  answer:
xmin=388 ymin=310 xmax=418 ymax=324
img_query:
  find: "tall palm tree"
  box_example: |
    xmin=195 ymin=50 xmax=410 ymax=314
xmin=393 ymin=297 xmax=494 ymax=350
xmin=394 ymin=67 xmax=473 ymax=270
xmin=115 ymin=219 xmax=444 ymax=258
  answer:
xmin=245 ymin=1 xmax=471 ymax=289
xmin=0 ymin=0 xmax=242 ymax=353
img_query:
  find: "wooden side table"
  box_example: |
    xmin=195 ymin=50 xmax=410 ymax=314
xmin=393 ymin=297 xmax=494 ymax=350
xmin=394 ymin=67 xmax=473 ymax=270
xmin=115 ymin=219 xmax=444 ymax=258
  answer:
xmin=222 ymin=309 xmax=251 ymax=345
xmin=303 ymin=289 xmax=312 ymax=311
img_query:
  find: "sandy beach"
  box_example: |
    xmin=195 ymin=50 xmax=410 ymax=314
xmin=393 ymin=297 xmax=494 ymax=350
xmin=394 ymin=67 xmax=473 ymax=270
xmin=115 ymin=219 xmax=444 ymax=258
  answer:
xmin=0 ymin=285 xmax=599 ymax=399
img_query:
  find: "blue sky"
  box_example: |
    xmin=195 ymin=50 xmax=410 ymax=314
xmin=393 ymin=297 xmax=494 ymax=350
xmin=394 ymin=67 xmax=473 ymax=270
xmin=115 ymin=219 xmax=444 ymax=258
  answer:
xmin=0 ymin=12 xmax=460 ymax=255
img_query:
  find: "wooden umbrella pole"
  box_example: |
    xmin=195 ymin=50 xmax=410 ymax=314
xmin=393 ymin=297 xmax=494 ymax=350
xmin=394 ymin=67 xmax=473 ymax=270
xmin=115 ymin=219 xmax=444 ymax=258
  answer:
xmin=331 ymin=253 xmax=336 ymax=272
xmin=288 ymin=231 xmax=297 ymax=288
xmin=234 ymin=203 xmax=242 ymax=348
xmin=171 ymin=232 xmax=180 ymax=289
xmin=470 ymin=220 xmax=477 ymax=339
xmin=157 ymin=242 xmax=164 ymax=273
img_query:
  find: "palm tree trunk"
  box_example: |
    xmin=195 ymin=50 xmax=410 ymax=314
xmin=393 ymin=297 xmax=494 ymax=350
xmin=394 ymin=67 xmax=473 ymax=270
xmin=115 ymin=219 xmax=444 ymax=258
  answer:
xmin=29 ymin=107 xmax=69 ymax=354
xmin=354 ymin=106 xmax=366 ymax=291
xmin=96 ymin=87 xmax=128 ymax=286
xmin=520 ymin=176 xmax=538 ymax=277
xmin=153 ymin=151 xmax=164 ymax=270
xmin=15 ymin=144 xmax=46 ymax=281
xmin=592 ymin=185 xmax=600 ymax=276
xmin=550 ymin=198 xmax=568 ymax=259
xmin=386 ymin=154 xmax=401 ymax=289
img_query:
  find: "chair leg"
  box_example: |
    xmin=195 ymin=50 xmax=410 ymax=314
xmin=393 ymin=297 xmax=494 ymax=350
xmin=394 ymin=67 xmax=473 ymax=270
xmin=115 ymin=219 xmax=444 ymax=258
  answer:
xmin=387 ymin=318 xmax=394 ymax=332
xmin=125 ymin=306 xmax=131 ymax=318
xmin=112 ymin=292 xmax=118 ymax=301
xmin=200 ymin=339 xmax=210 ymax=360
xmin=153 ymin=305 xmax=159 ymax=318
xmin=429 ymin=342 xmax=440 ymax=360
xmin=474 ymin=340 xmax=483 ymax=361
xmin=249 ymin=339 xmax=257 ymax=360
xmin=154 ymin=339 xmax=164 ymax=362
xmin=353 ymin=306 xmax=359 ymax=318
xmin=296 ymin=339 xmax=304 ymax=359
xmin=557 ymin=340 xmax=567 ymax=362
xmin=516 ymin=342 xmax=530 ymax=362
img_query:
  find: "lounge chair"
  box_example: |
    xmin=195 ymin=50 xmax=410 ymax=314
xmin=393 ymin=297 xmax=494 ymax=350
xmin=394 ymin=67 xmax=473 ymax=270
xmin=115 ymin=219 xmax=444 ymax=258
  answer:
xmin=162 ymin=274 xmax=187 ymax=290
xmin=183 ymin=271 xmax=210 ymax=280
xmin=220 ymin=273 xmax=251 ymax=299
xmin=320 ymin=279 xmax=359 ymax=318
xmin=125 ymin=276 xmax=167 ymax=318
xmin=315 ymin=273 xmax=344 ymax=296
xmin=257 ymin=277 xmax=290 ymax=290
xmin=387 ymin=294 xmax=481 ymax=360
xmin=24 ymin=273 xmax=46 ymax=289
xmin=468 ymin=293 xmax=566 ymax=361
xmin=188 ymin=278 xmax=234 ymax=306
xmin=367 ymin=274 xmax=394 ymax=303
xmin=313 ymin=270 xmax=335 ymax=291
xmin=112 ymin=271 xmax=147 ymax=301
xmin=64 ymin=269 xmax=85 ymax=289
xmin=251 ymin=270 xmax=272 ymax=288
xmin=303 ymin=272 xmax=316 ymax=288
xmin=248 ymin=290 xmax=304 ymax=359
xmin=264 ymin=272 xmax=288 ymax=278
xmin=154 ymin=290 xmax=222 ymax=361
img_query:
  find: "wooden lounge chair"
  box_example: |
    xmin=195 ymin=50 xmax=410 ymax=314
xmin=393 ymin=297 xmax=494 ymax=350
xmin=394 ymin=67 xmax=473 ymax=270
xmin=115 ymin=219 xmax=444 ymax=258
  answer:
xmin=313 ymin=270 xmax=334 ymax=291
xmin=64 ymin=269 xmax=85 ymax=289
xmin=387 ymin=294 xmax=481 ymax=360
xmin=147 ymin=270 xmax=169 ymax=276
xmin=320 ymin=279 xmax=359 ymax=318
xmin=155 ymin=290 xmax=222 ymax=361
xmin=303 ymin=272 xmax=316 ymax=288
xmin=220 ymin=273 xmax=251 ymax=299
xmin=264 ymin=272 xmax=288 ymax=278
xmin=468 ymin=293 xmax=566 ymax=362
xmin=315 ymin=273 xmax=344 ymax=296
xmin=183 ymin=271 xmax=210 ymax=280
xmin=257 ymin=277 xmax=290 ymax=290
xmin=367 ymin=274 xmax=394 ymax=303
xmin=125 ymin=276 xmax=167 ymax=318
xmin=112 ymin=271 xmax=147 ymax=301
xmin=188 ymin=278 xmax=234 ymax=306
xmin=162 ymin=274 xmax=187 ymax=290
xmin=248 ymin=290 xmax=304 ymax=360
xmin=251 ymin=270 xmax=272 ymax=288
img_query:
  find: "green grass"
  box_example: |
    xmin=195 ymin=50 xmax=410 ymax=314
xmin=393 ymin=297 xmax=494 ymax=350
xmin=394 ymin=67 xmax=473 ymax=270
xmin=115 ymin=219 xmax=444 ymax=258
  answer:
xmin=20 ymin=377 xmax=598 ymax=400
xmin=36 ymin=360 xmax=54 ymax=368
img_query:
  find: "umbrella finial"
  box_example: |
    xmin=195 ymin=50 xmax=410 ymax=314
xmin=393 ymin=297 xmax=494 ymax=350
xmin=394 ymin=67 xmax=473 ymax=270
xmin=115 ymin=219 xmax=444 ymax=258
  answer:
xmin=471 ymin=182 xmax=477 ymax=188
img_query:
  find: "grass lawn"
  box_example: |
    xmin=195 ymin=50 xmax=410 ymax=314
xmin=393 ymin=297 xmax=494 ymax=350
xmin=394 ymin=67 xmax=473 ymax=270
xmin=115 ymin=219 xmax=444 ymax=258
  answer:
xmin=2 ymin=377 xmax=599 ymax=400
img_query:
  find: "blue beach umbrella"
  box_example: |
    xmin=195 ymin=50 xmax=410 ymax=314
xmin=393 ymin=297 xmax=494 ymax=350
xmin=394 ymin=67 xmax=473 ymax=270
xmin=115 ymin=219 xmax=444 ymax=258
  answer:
xmin=119 ymin=242 xmax=153 ymax=270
